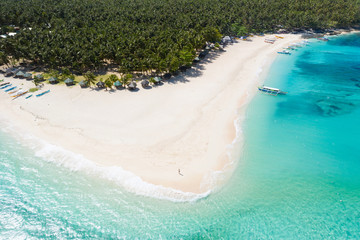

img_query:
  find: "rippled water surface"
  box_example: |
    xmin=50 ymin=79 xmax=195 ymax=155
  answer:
xmin=1 ymin=33 xmax=360 ymax=239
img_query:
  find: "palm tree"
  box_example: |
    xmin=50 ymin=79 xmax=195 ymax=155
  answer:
xmin=105 ymin=78 xmax=113 ymax=90
xmin=120 ymin=74 xmax=132 ymax=88
xmin=107 ymin=74 xmax=119 ymax=83
xmin=83 ymin=71 xmax=96 ymax=87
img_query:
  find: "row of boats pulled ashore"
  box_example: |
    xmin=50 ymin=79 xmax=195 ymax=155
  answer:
xmin=0 ymin=79 xmax=50 ymax=100
xmin=262 ymin=35 xmax=330 ymax=96
xmin=262 ymin=37 xmax=312 ymax=96
xmin=277 ymin=40 xmax=310 ymax=55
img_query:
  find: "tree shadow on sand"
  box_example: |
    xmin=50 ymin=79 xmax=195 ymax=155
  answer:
xmin=166 ymin=50 xmax=222 ymax=85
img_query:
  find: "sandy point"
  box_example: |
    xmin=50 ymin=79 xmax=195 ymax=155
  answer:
xmin=0 ymin=34 xmax=302 ymax=195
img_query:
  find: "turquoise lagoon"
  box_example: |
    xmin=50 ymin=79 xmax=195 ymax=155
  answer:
xmin=1 ymin=33 xmax=360 ymax=239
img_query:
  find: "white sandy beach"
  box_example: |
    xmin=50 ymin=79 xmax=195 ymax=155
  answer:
xmin=0 ymin=34 xmax=302 ymax=195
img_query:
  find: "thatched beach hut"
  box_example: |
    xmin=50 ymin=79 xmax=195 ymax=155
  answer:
xmin=15 ymin=71 xmax=25 ymax=78
xmin=24 ymin=73 xmax=32 ymax=80
xmin=114 ymin=80 xmax=122 ymax=89
xmin=79 ymin=80 xmax=88 ymax=88
xmin=35 ymin=74 xmax=44 ymax=81
xmin=48 ymin=77 xmax=58 ymax=84
xmin=141 ymin=79 xmax=149 ymax=88
xmin=96 ymin=81 xmax=105 ymax=89
xmin=154 ymin=77 xmax=162 ymax=85
xmin=128 ymin=81 xmax=137 ymax=90
xmin=64 ymin=78 xmax=74 ymax=86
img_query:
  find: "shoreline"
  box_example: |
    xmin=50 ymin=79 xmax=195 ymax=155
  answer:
xmin=0 ymin=34 xmax=303 ymax=199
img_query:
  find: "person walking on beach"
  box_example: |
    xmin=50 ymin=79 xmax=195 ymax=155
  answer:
xmin=178 ymin=169 xmax=183 ymax=176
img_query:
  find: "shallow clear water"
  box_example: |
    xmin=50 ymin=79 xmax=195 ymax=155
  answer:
xmin=1 ymin=34 xmax=360 ymax=239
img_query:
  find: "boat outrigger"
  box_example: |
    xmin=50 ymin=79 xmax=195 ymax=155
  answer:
xmin=265 ymin=38 xmax=276 ymax=44
xmin=258 ymin=86 xmax=287 ymax=95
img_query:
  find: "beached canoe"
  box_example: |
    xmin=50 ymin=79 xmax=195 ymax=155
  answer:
xmin=36 ymin=90 xmax=50 ymax=97
xmin=5 ymin=86 xmax=16 ymax=92
xmin=0 ymin=84 xmax=12 ymax=89
xmin=13 ymin=91 xmax=29 ymax=99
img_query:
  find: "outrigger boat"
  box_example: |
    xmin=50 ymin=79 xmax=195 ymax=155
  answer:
xmin=25 ymin=94 xmax=33 ymax=99
xmin=0 ymin=84 xmax=12 ymax=89
xmin=36 ymin=90 xmax=50 ymax=97
xmin=265 ymin=38 xmax=276 ymax=44
xmin=5 ymin=86 xmax=16 ymax=92
xmin=318 ymin=37 xmax=329 ymax=41
xmin=9 ymin=88 xmax=21 ymax=94
xmin=13 ymin=90 xmax=28 ymax=99
xmin=0 ymin=82 xmax=10 ymax=87
xmin=10 ymin=89 xmax=23 ymax=96
xmin=277 ymin=50 xmax=291 ymax=55
xmin=258 ymin=86 xmax=287 ymax=95
xmin=275 ymin=35 xmax=284 ymax=39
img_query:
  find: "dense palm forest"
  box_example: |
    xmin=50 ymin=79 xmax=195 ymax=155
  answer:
xmin=0 ymin=0 xmax=359 ymax=74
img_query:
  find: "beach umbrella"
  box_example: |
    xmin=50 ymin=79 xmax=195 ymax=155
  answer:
xmin=128 ymin=81 xmax=137 ymax=90
xmin=48 ymin=77 xmax=58 ymax=84
xmin=114 ymin=80 xmax=122 ymax=89
xmin=79 ymin=80 xmax=88 ymax=88
xmin=64 ymin=78 xmax=74 ymax=86
xmin=141 ymin=80 xmax=149 ymax=88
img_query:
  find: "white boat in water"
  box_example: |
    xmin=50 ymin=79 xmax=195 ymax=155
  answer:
xmin=258 ymin=86 xmax=287 ymax=95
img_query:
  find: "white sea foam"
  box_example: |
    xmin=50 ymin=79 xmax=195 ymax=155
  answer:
xmin=30 ymin=137 xmax=212 ymax=202
xmin=0 ymin=118 xmax=211 ymax=202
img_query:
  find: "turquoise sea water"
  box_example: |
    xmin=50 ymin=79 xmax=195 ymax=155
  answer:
xmin=1 ymin=33 xmax=360 ymax=239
